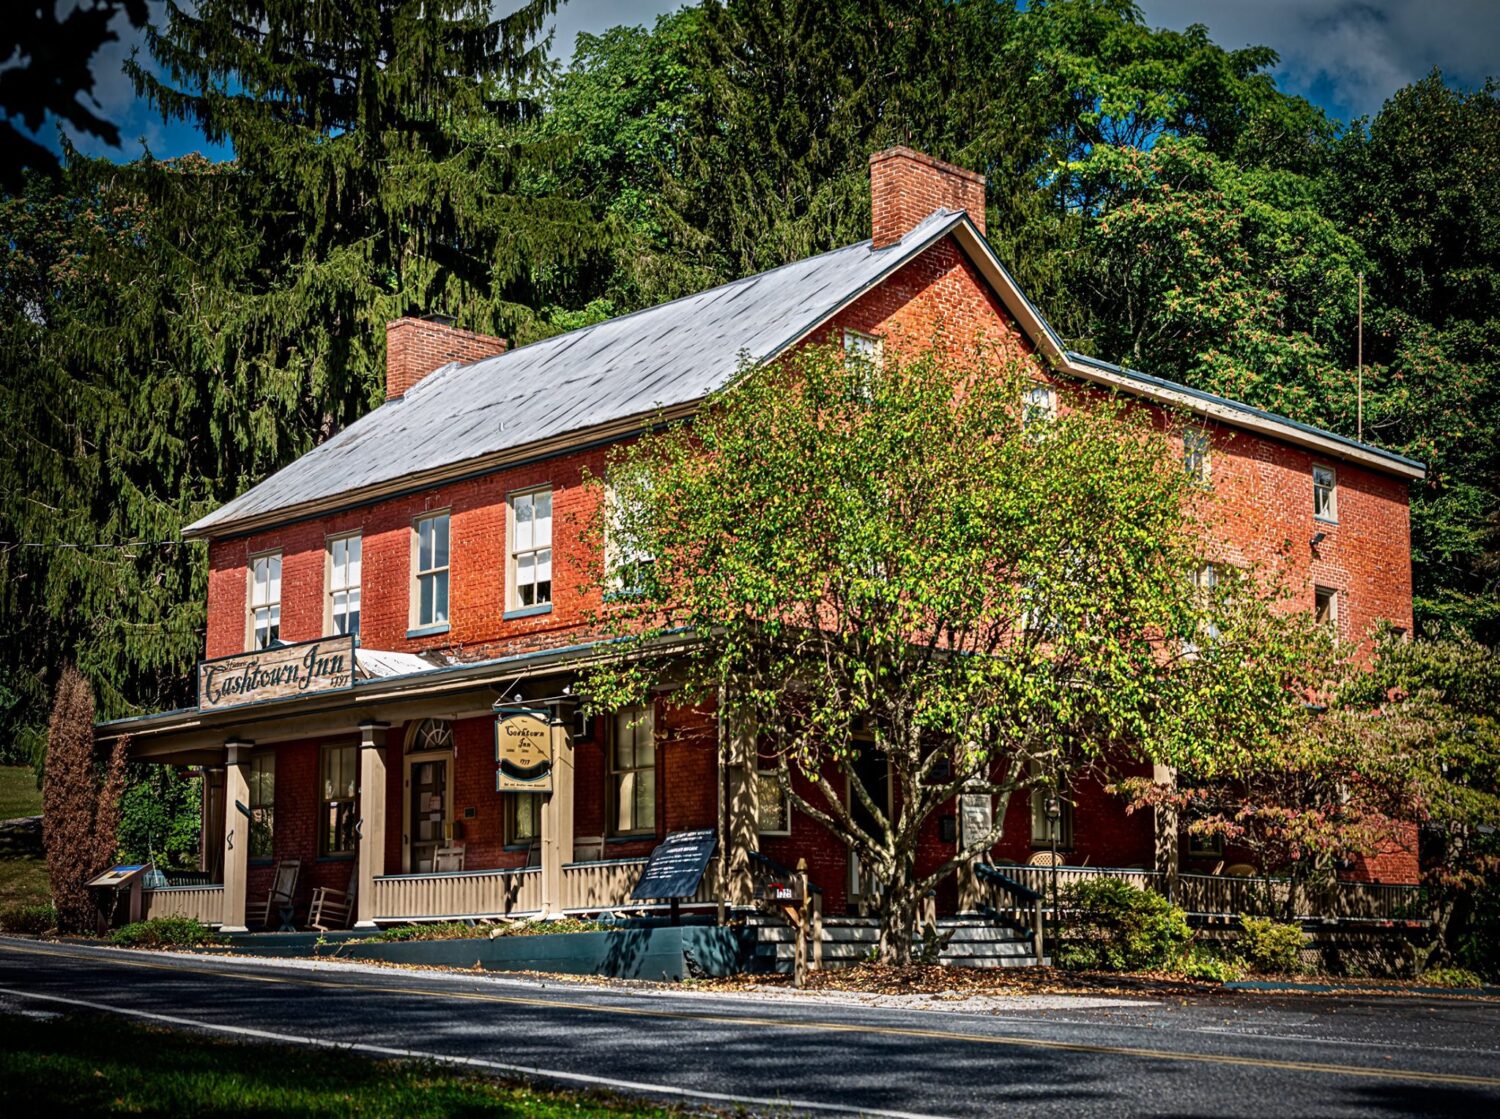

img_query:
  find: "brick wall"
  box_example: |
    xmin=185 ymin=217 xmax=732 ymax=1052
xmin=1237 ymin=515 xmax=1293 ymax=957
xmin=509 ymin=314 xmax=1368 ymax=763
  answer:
xmin=385 ymin=317 xmax=507 ymax=400
xmin=207 ymin=224 xmax=1421 ymax=901
xmin=870 ymin=147 xmax=987 ymax=247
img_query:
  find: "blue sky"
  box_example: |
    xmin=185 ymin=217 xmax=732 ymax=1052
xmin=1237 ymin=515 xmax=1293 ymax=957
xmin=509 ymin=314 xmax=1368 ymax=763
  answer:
xmin=35 ymin=0 xmax=1500 ymax=164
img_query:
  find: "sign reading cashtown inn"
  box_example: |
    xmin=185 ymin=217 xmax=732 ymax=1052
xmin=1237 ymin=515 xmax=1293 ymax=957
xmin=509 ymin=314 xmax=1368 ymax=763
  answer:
xmin=197 ymin=635 xmax=356 ymax=712
xmin=494 ymin=708 xmax=554 ymax=793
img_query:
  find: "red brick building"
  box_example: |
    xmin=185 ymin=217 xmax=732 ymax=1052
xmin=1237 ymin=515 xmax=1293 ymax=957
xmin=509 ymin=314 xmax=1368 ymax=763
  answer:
xmin=98 ymin=148 xmax=1425 ymax=933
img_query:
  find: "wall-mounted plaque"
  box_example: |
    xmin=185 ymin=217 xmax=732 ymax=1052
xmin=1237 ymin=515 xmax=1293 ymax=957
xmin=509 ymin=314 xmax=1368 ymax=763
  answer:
xmin=198 ymin=636 xmax=355 ymax=712
xmin=495 ymin=708 xmax=553 ymax=793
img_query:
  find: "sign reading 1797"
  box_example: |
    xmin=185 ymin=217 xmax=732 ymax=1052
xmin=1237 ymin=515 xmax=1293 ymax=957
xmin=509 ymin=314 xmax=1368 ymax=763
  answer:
xmin=197 ymin=635 xmax=356 ymax=712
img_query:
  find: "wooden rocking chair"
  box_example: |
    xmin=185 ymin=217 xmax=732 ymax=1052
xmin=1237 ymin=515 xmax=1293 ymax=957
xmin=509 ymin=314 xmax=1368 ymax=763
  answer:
xmin=247 ymin=858 xmax=302 ymax=930
xmin=308 ymin=865 xmax=358 ymax=932
xmin=433 ymin=845 xmax=467 ymax=872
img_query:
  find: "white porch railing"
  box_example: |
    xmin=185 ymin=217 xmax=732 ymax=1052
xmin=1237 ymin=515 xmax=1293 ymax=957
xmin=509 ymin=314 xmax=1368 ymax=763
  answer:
xmin=558 ymin=857 xmax=718 ymax=913
xmin=986 ymin=864 xmax=1427 ymax=923
xmin=371 ymin=867 xmax=543 ymax=922
xmin=141 ymin=885 xmax=224 ymax=925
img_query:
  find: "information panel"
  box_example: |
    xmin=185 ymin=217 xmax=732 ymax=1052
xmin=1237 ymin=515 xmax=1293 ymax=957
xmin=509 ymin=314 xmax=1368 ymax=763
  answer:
xmin=631 ymin=828 xmax=717 ymax=901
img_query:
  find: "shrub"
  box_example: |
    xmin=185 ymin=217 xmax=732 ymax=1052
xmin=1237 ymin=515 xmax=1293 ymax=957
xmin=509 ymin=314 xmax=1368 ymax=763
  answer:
xmin=1421 ymin=966 xmax=1487 ymax=989
xmin=109 ymin=916 xmax=215 ymax=949
xmin=1179 ymin=945 xmax=1245 ymax=983
xmin=1238 ymin=915 xmax=1307 ymax=974
xmin=42 ymin=667 xmax=128 ymax=933
xmin=0 ymin=903 xmax=57 ymax=934
xmin=1055 ymin=877 xmax=1191 ymax=971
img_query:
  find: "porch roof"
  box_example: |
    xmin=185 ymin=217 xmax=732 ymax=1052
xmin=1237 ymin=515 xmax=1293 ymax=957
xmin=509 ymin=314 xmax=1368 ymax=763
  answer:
xmin=94 ymin=629 xmax=693 ymax=762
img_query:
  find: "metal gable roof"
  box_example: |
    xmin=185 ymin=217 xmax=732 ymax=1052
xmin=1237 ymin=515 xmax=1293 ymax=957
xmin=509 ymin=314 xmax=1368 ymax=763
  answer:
xmin=186 ymin=206 xmax=1423 ymax=540
xmin=184 ymin=210 xmax=967 ymax=538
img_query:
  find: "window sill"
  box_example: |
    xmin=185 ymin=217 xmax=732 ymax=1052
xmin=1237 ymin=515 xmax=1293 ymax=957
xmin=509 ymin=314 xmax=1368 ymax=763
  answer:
xmin=606 ymin=833 xmax=655 ymax=844
xmin=502 ymin=842 xmax=537 ymax=852
xmin=757 ymin=830 xmax=792 ymax=839
xmin=406 ymin=623 xmax=451 ymax=639
xmin=503 ymin=604 xmax=553 ymax=621
xmin=317 ymin=853 xmax=356 ymax=863
xmin=1314 ymin=515 xmax=1339 ymax=526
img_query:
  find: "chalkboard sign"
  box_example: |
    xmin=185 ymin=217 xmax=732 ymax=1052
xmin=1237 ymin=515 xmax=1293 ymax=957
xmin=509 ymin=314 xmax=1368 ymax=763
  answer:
xmin=631 ymin=828 xmax=717 ymax=901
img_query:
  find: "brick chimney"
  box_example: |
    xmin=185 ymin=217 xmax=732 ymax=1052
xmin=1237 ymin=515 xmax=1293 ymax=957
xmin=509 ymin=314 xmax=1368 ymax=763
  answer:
xmin=869 ymin=147 xmax=986 ymax=249
xmin=385 ymin=316 xmax=508 ymax=400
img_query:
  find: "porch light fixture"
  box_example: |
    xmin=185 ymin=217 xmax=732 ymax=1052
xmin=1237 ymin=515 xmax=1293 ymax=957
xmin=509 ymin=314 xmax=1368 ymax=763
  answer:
xmin=1310 ymin=531 xmax=1327 ymax=548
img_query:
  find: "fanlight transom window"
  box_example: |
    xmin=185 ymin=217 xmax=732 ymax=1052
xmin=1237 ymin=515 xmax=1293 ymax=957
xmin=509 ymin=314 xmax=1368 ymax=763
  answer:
xmin=409 ymin=718 xmax=455 ymax=754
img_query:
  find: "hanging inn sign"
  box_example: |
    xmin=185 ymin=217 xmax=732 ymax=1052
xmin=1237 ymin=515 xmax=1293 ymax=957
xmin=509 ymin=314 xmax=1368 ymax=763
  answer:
xmin=197 ymin=636 xmax=355 ymax=712
xmin=495 ymin=707 xmax=554 ymax=793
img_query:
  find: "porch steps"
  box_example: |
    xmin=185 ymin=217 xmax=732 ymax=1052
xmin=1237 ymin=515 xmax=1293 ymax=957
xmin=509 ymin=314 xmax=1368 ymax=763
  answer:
xmin=750 ymin=914 xmax=1043 ymax=971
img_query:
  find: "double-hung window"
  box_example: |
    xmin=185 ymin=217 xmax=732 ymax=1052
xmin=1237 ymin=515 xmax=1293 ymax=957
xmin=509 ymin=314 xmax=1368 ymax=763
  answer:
xmin=842 ymin=329 xmax=882 ymax=400
xmin=1029 ymin=776 xmax=1074 ymax=850
xmin=610 ymin=705 xmax=656 ymax=836
xmin=249 ymin=553 xmax=281 ymax=650
xmin=1183 ymin=429 xmax=1211 ymax=484
xmin=756 ymin=769 xmax=792 ymax=836
xmin=508 ymin=793 xmax=541 ymax=845
xmin=414 ymin=513 xmax=450 ymax=630
xmin=605 ymin=480 xmax=654 ymax=593
xmin=1022 ymin=384 xmax=1056 ymax=436
xmin=319 ymin=744 xmax=358 ymax=857
xmin=328 ymin=534 xmax=361 ymax=638
xmin=1313 ymin=466 xmax=1338 ymax=521
xmin=1315 ymin=585 xmax=1338 ymax=634
xmin=248 ymin=752 xmax=275 ymax=860
xmin=509 ymin=488 xmax=552 ymax=610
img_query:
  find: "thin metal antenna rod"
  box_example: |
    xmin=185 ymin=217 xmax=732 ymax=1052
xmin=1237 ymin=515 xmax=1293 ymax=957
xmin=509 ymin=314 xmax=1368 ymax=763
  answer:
xmin=1357 ymin=271 xmax=1364 ymax=443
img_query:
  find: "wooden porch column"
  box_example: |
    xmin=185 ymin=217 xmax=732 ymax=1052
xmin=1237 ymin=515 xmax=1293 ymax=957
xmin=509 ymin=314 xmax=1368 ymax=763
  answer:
xmin=724 ymin=706 xmax=759 ymax=908
xmin=220 ymin=740 xmax=253 ymax=933
xmin=1152 ymin=763 xmax=1179 ymax=901
xmin=539 ymin=714 xmax=574 ymax=916
xmin=355 ymin=721 xmax=389 ymax=929
xmin=199 ymin=765 xmax=226 ymax=881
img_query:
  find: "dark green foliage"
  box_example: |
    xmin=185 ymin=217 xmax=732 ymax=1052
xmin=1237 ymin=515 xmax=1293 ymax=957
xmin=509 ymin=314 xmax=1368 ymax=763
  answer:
xmin=0 ymin=0 xmax=1496 ymax=773
xmin=1237 ymin=915 xmax=1307 ymax=974
xmin=0 ymin=1 xmax=607 ymax=755
xmin=116 ymin=764 xmax=201 ymax=868
xmin=108 ymin=915 xmax=216 ymax=948
xmin=0 ymin=902 xmax=57 ymax=934
xmin=1055 ymin=877 xmax=1191 ymax=971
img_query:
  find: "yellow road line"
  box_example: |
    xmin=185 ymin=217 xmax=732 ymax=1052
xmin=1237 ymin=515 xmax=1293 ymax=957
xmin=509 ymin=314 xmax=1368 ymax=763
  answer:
xmin=3 ymin=940 xmax=1498 ymax=1090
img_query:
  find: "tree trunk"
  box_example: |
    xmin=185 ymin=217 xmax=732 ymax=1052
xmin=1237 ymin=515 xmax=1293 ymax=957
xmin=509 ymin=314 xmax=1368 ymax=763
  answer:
xmin=876 ymin=871 xmax=923 ymax=965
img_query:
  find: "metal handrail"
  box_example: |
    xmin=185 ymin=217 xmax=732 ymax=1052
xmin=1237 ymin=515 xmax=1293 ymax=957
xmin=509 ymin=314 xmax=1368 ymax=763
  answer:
xmin=974 ymin=862 xmax=1043 ymax=902
xmin=747 ymin=849 xmax=823 ymax=895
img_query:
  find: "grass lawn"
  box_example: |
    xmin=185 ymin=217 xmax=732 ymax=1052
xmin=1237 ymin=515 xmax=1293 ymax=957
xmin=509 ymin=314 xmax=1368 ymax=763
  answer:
xmin=0 ymin=1010 xmax=695 ymax=1117
xmin=0 ymin=764 xmax=41 ymax=820
xmin=0 ymin=765 xmax=48 ymax=912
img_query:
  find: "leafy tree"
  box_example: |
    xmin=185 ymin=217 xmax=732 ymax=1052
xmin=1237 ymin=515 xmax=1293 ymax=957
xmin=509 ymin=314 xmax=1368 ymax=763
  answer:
xmin=582 ymin=343 xmax=1331 ymax=962
xmin=0 ymin=0 xmax=605 ymax=749
xmin=1330 ymin=76 xmax=1500 ymax=640
xmin=42 ymin=666 xmax=127 ymax=932
xmin=116 ymin=764 xmax=201 ymax=869
xmin=1337 ymin=633 xmax=1500 ymax=975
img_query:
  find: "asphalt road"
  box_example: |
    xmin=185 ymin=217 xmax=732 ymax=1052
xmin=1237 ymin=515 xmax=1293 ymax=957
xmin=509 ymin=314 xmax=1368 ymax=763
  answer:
xmin=1 ymin=937 xmax=1497 ymax=1117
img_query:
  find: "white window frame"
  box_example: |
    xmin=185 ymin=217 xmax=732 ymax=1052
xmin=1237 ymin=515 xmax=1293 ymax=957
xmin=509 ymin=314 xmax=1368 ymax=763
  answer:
xmin=1022 ymin=383 xmax=1056 ymax=434
xmin=508 ymin=792 xmax=542 ymax=846
xmin=326 ymin=532 xmax=362 ymax=638
xmin=1183 ymin=428 xmax=1211 ymax=484
xmin=756 ymin=768 xmax=792 ymax=836
xmin=1314 ymin=585 xmax=1339 ymax=634
xmin=605 ymin=479 xmax=655 ymax=593
xmin=609 ymin=705 xmax=656 ymax=837
xmin=411 ymin=512 xmax=450 ymax=631
xmin=248 ymin=751 xmax=275 ymax=861
xmin=507 ymin=487 xmax=553 ymax=611
xmin=247 ymin=551 xmax=282 ymax=651
xmin=842 ymin=329 xmax=883 ymax=398
xmin=1313 ymin=465 xmax=1338 ymax=522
